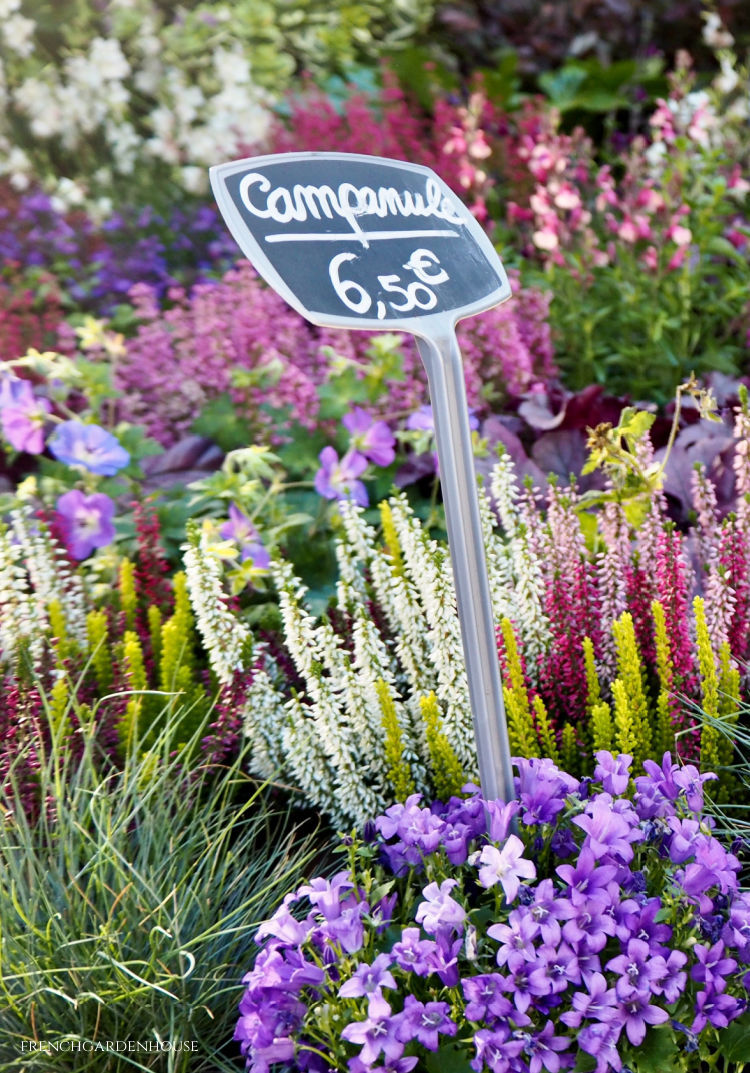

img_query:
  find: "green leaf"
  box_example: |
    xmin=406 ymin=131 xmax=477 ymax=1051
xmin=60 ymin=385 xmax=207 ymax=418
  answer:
xmin=719 ymin=1012 xmax=750 ymax=1062
xmin=424 ymin=1042 xmax=474 ymax=1073
xmin=631 ymin=1026 xmax=679 ymax=1073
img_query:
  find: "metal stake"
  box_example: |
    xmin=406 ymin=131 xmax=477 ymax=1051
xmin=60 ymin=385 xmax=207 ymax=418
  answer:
xmin=416 ymin=330 xmax=514 ymax=805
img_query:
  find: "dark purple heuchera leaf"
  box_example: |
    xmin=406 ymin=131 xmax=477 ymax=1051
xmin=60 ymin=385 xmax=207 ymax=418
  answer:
xmin=531 ymin=429 xmax=606 ymax=492
xmin=141 ymin=434 xmax=224 ymax=492
xmin=656 ymin=419 xmax=738 ymax=523
xmin=518 ymin=382 xmax=625 ymax=433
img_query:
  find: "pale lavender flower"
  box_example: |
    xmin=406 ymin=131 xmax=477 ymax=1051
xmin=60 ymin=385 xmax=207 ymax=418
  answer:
xmin=339 ymin=954 xmax=396 ymax=998
xmin=48 ymin=419 xmax=130 ymax=475
xmin=219 ymin=503 xmax=271 ymax=568
xmin=573 ymin=796 xmax=642 ymax=862
xmin=560 ymin=972 xmax=618 ymax=1028
xmin=617 ymin=992 xmax=669 ymax=1045
xmin=343 ymin=407 xmax=396 ymax=466
xmin=1 ymin=379 xmax=51 ymax=454
xmin=593 ymin=752 xmax=632 ymax=796
xmin=390 ymin=927 xmax=436 ymax=976
xmin=473 ymin=835 xmax=536 ymax=900
xmin=415 ymin=878 xmax=466 ymax=934
xmin=396 ymin=995 xmax=456 ymax=1050
xmin=314 ymin=445 xmax=369 ymax=506
xmin=340 ymin=994 xmax=404 ymax=1066
xmin=55 ymin=490 xmax=116 ymax=560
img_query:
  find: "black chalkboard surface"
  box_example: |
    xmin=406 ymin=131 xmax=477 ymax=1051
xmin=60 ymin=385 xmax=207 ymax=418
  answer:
xmin=209 ymin=152 xmax=511 ymax=335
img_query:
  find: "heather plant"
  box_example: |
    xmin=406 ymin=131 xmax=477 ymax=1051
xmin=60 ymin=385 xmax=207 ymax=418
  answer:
xmin=233 ymin=751 xmax=750 ymax=1073
xmin=0 ymin=693 xmax=318 ymax=1071
xmin=114 ymin=262 xmax=554 ymax=450
xmin=0 ymin=0 xmax=433 ymax=205
xmin=170 ymin=387 xmax=750 ymax=826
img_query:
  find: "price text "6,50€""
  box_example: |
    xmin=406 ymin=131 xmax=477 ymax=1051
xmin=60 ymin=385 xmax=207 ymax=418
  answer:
xmin=328 ymin=247 xmax=450 ymax=319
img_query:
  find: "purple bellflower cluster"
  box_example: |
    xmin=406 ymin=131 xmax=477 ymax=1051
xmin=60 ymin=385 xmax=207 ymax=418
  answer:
xmin=234 ymin=752 xmax=750 ymax=1073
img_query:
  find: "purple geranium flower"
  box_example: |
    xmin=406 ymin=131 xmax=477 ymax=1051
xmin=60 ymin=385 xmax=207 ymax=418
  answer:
xmin=342 ymin=407 xmax=396 ymax=466
xmin=55 ymin=490 xmax=116 ymax=560
xmin=48 ymin=419 xmax=130 ymax=475
xmin=314 ymin=446 xmax=368 ymax=507
xmin=1 ymin=379 xmax=51 ymax=454
xmin=219 ymin=503 xmax=271 ymax=568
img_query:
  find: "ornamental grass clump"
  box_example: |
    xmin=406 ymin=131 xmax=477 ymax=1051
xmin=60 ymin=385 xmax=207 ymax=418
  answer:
xmin=0 ymin=700 xmax=318 ymax=1072
xmin=234 ymin=752 xmax=750 ymax=1073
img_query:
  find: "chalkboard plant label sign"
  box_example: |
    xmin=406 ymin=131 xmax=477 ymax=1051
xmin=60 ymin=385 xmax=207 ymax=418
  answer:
xmin=209 ymin=151 xmax=515 ymax=805
xmin=209 ymin=151 xmax=511 ymax=333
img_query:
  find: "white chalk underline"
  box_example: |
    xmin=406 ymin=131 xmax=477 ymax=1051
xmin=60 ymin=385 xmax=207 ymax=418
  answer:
xmin=264 ymin=229 xmax=461 ymax=244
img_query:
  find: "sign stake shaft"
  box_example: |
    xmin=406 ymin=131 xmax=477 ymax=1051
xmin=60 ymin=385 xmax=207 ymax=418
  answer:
xmin=416 ymin=331 xmax=514 ymax=804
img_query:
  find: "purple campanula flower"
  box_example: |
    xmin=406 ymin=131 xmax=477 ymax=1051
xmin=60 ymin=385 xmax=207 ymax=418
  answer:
xmin=691 ymin=941 xmax=738 ymax=986
xmin=562 ymin=895 xmax=615 ymax=952
xmin=617 ymin=992 xmax=669 ymax=1045
xmin=390 ymin=927 xmax=436 ymax=976
xmin=634 ymin=753 xmax=717 ymax=818
xmin=1 ymin=378 xmax=51 ymax=454
xmin=314 ymin=445 xmax=369 ymax=506
xmin=298 ymin=872 xmax=354 ymax=919
xmin=665 ymin=816 xmax=703 ymax=863
xmin=516 ymin=1019 xmax=571 ymax=1073
xmin=340 ymin=993 xmax=404 ymax=1066
xmin=488 ymin=909 xmax=541 ymax=969
xmin=538 ymin=940 xmax=582 ymax=995
xmin=593 ymin=751 xmax=632 ymax=796
xmin=48 ymin=419 xmax=130 ymax=475
xmin=342 ymin=407 xmax=396 ymax=466
xmin=514 ymin=757 xmax=579 ymax=826
xmin=676 ymin=836 xmax=740 ymax=913
xmin=691 ymin=983 xmax=744 ymax=1033
xmin=606 ymin=937 xmax=668 ymax=997
xmin=555 ymin=845 xmax=617 ymax=902
xmin=462 ymin=974 xmax=518 ymax=1024
xmin=55 ymin=489 xmax=116 ymax=560
xmin=219 ymin=503 xmax=271 ymax=568
xmin=560 ymin=971 xmax=617 ymax=1028
xmin=472 ymin=1026 xmax=525 ymax=1073
xmin=339 ymin=954 xmax=396 ymax=998
xmin=396 ymin=995 xmax=456 ymax=1050
xmin=473 ymin=834 xmax=536 ymax=900
xmin=578 ymin=1021 xmax=623 ymax=1073
xmin=573 ymin=795 xmax=642 ymax=862
xmin=425 ymin=929 xmax=462 ymax=986
xmin=659 ymin=950 xmax=688 ymax=1003
xmin=486 ymin=798 xmax=520 ymax=843
xmin=415 ymin=878 xmax=466 ymax=935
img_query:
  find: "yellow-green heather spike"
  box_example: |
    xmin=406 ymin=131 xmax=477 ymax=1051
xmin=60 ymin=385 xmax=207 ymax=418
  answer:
xmin=376 ymin=679 xmax=415 ymax=800
xmin=612 ymin=678 xmax=638 ymax=759
xmin=121 ymin=629 xmax=147 ymax=749
xmin=582 ymin=636 xmax=601 ymax=711
xmin=86 ymin=609 xmax=112 ymax=690
xmin=532 ymin=694 xmax=560 ymax=765
xmin=612 ymin=612 xmax=652 ymax=763
xmin=147 ymin=604 xmax=162 ymax=671
xmin=560 ymin=724 xmax=578 ymax=775
xmin=49 ymin=673 xmax=70 ymax=737
xmin=171 ymin=572 xmax=195 ymax=673
xmin=118 ymin=557 xmax=138 ymax=630
xmin=590 ymin=700 xmax=615 ymax=755
xmin=420 ymin=691 xmax=465 ymax=802
xmin=47 ymin=599 xmax=69 ymax=664
xmin=379 ymin=501 xmax=404 ymax=577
